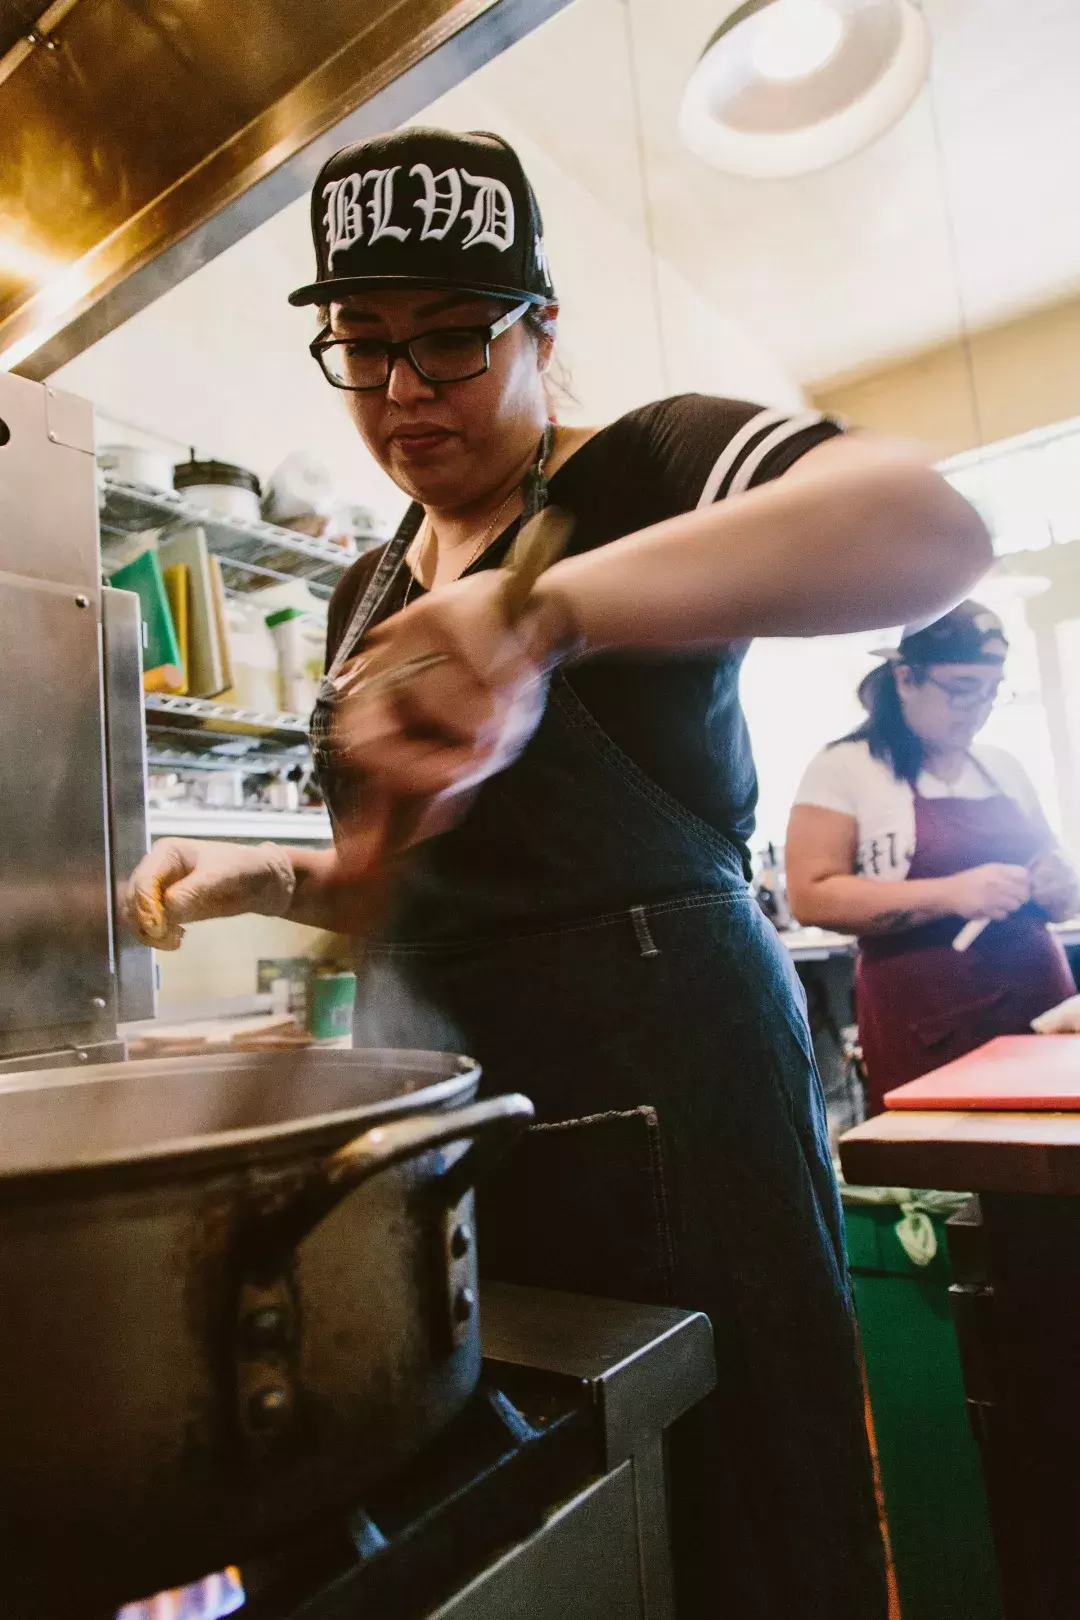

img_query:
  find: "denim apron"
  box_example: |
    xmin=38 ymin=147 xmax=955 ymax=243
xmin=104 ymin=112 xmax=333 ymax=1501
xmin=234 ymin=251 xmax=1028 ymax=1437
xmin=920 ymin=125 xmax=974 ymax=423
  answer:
xmin=311 ymin=450 xmax=887 ymax=1620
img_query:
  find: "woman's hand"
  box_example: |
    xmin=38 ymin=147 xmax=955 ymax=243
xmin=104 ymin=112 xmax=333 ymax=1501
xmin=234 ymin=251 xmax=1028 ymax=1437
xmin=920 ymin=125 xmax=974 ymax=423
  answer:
xmin=331 ymin=573 xmax=554 ymax=858
xmin=124 ymin=838 xmax=297 ymax=949
xmin=1028 ymin=849 xmax=1080 ymax=923
xmin=945 ymin=863 xmax=1031 ymax=922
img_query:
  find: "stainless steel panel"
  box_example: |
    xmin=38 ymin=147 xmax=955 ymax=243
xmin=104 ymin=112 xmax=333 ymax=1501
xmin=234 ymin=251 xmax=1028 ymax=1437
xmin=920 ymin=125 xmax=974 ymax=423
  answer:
xmin=43 ymin=380 xmax=96 ymax=452
xmin=4 ymin=0 xmax=579 ymax=379
xmin=0 ymin=0 xmax=574 ymax=378
xmin=0 ymin=571 xmax=114 ymax=1054
xmin=482 ymin=1284 xmax=717 ymax=1469
xmin=102 ymin=586 xmax=155 ymax=1024
xmin=0 ymin=371 xmax=99 ymax=587
xmin=629 ymin=1437 xmax=676 ymax=1620
xmin=429 ymin=1463 xmax=645 ymax=1620
xmin=0 ymin=1040 xmax=125 ymax=1076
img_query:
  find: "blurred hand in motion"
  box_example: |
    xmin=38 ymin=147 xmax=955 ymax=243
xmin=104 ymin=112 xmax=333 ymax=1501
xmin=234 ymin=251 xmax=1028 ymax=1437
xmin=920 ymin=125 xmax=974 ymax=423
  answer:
xmin=124 ymin=838 xmax=296 ymax=950
xmin=330 ymin=573 xmax=558 ymax=874
xmin=1028 ymin=848 xmax=1080 ymax=923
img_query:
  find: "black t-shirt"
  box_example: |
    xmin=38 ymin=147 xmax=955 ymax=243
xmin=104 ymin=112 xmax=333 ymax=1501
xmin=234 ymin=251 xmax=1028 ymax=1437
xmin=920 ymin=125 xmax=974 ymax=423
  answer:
xmin=326 ymin=394 xmax=841 ymax=861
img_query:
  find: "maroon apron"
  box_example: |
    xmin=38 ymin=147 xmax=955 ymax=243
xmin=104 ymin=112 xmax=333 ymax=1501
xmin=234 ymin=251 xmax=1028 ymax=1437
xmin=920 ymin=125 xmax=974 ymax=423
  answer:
xmin=856 ymin=781 xmax=1074 ymax=1113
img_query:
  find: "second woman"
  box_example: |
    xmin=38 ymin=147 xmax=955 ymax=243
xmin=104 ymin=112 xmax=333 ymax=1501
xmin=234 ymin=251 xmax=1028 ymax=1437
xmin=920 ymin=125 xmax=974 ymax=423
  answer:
xmin=788 ymin=601 xmax=1078 ymax=1111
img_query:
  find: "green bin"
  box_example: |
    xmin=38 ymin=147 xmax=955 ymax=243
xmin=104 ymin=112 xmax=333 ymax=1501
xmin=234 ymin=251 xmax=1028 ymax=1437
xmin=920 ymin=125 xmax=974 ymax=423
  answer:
xmin=843 ymin=1188 xmax=1003 ymax=1620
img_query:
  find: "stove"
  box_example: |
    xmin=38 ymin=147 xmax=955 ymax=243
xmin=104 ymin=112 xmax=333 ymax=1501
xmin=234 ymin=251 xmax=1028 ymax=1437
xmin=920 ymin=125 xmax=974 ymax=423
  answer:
xmin=116 ymin=1285 xmax=715 ymax=1620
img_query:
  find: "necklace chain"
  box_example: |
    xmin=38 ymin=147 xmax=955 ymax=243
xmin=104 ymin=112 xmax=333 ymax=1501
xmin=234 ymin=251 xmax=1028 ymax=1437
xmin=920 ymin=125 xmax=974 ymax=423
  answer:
xmin=400 ymin=417 xmax=559 ymax=610
xmin=403 ymin=488 xmax=520 ymax=609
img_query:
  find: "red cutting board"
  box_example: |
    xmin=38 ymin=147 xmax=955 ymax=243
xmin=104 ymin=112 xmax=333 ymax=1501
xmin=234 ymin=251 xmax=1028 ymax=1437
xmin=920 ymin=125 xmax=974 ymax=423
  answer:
xmin=884 ymin=1036 xmax=1080 ymax=1111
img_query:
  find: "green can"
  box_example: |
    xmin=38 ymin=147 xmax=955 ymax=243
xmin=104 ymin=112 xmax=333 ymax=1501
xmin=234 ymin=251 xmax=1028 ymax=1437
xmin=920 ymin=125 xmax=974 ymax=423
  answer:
xmin=306 ymin=972 xmax=356 ymax=1040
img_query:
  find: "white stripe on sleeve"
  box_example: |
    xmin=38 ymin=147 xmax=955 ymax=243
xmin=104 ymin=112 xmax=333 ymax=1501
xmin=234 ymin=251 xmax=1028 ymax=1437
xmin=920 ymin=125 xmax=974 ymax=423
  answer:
xmin=725 ymin=411 xmax=827 ymax=496
xmin=694 ymin=408 xmax=789 ymax=509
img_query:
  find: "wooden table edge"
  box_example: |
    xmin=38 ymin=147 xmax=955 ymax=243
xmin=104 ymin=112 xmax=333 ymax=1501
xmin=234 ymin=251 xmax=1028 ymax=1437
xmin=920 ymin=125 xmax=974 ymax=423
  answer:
xmin=839 ymin=1108 xmax=1080 ymax=1196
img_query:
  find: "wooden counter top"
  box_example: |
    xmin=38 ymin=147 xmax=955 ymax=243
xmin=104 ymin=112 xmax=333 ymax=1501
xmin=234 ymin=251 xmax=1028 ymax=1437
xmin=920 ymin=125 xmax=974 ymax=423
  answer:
xmin=840 ymin=1107 xmax=1080 ymax=1195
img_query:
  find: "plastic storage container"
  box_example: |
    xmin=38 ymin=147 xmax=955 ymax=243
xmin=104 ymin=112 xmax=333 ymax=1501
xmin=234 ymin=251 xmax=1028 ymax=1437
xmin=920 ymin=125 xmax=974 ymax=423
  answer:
xmin=843 ymin=1185 xmax=1004 ymax=1620
xmin=266 ymin=606 xmax=324 ymax=715
xmin=222 ymin=599 xmax=280 ymax=713
xmin=98 ymin=443 xmax=175 ymax=493
xmin=173 ymin=458 xmax=261 ymax=522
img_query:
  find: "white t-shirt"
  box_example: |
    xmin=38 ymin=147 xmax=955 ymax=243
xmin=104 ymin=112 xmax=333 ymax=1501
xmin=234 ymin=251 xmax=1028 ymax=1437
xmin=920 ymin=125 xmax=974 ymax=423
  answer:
xmin=793 ymin=739 xmax=1043 ymax=882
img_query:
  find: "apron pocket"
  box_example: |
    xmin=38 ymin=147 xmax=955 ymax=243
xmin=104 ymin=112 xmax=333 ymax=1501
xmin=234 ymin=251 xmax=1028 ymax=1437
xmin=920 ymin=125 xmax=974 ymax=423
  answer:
xmin=478 ymin=1105 xmax=677 ymax=1306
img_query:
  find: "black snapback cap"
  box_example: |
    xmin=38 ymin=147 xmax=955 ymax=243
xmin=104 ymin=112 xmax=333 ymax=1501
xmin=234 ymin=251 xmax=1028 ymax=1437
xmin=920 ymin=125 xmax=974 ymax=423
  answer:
xmin=289 ymin=127 xmax=556 ymax=309
xmin=875 ymin=600 xmax=1009 ymax=667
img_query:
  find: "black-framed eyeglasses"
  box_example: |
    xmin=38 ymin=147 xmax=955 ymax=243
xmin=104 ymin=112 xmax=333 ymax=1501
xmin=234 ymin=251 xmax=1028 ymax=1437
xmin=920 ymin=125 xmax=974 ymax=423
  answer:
xmin=310 ymin=299 xmax=532 ymax=391
xmin=924 ymin=672 xmax=1006 ymax=709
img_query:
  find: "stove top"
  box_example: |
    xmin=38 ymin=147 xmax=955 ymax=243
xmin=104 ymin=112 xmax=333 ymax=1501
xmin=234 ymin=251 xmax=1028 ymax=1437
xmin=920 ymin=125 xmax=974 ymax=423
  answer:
xmin=232 ymin=1375 xmax=593 ymax=1620
xmin=115 ymin=1286 xmax=715 ymax=1620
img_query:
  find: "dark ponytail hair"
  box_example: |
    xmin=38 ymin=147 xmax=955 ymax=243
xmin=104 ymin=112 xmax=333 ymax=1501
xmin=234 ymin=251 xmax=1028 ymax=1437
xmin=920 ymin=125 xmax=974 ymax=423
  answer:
xmin=834 ymin=662 xmax=929 ymax=785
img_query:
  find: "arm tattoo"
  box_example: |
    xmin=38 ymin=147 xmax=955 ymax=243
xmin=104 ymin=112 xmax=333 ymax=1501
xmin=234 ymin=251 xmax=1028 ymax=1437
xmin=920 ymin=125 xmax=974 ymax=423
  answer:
xmin=862 ymin=908 xmax=919 ymax=935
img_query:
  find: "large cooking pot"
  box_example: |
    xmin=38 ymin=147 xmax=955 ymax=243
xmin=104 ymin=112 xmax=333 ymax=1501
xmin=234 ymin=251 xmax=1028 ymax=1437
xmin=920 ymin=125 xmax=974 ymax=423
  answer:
xmin=0 ymin=1048 xmax=531 ymax=1616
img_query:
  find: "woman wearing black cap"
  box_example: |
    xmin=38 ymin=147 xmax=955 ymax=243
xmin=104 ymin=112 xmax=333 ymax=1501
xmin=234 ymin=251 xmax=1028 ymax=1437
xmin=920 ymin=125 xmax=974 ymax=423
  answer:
xmin=128 ymin=129 xmax=990 ymax=1619
xmin=788 ymin=601 xmax=1078 ymax=1113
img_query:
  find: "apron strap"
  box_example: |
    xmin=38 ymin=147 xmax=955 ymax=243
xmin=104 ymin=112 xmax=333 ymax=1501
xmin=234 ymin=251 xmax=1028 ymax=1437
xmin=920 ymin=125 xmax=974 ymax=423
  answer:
xmin=322 ymin=501 xmax=424 ymax=684
xmin=322 ymin=420 xmax=556 ymax=685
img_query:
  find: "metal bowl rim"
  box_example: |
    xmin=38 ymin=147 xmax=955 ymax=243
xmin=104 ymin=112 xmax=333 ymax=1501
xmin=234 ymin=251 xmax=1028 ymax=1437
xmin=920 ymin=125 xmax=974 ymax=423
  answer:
xmin=0 ymin=1048 xmax=481 ymax=1184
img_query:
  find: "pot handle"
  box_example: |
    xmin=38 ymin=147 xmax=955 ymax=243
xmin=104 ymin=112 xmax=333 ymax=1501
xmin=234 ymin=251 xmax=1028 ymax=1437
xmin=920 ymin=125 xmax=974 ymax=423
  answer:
xmin=245 ymin=1093 xmax=534 ymax=1258
xmin=324 ymin=1091 xmax=534 ymax=1204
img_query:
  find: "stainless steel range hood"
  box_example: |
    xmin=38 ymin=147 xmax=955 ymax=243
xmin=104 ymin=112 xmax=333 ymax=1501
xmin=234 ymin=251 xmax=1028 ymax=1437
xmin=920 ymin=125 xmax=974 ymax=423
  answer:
xmin=0 ymin=0 xmax=570 ymax=379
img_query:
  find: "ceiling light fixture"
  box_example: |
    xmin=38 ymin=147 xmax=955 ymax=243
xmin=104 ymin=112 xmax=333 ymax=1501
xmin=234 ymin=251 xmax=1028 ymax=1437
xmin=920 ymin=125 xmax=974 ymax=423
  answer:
xmin=751 ymin=0 xmax=844 ymax=82
xmin=680 ymin=0 xmax=931 ymax=179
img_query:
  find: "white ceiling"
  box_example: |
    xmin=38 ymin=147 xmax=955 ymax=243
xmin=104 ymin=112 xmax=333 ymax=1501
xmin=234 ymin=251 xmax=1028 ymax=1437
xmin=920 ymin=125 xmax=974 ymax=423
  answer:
xmin=457 ymin=0 xmax=1080 ymax=384
xmin=54 ymin=0 xmax=1080 ymax=506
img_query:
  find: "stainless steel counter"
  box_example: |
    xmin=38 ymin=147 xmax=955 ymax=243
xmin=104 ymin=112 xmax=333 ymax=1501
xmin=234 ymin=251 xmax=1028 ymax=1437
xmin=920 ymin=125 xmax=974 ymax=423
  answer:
xmin=780 ymin=927 xmax=857 ymax=963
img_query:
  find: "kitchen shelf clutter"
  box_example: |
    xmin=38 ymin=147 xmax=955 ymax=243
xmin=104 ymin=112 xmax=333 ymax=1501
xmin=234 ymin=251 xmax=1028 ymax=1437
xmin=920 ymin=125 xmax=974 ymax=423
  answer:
xmin=99 ymin=476 xmax=364 ymax=598
xmin=143 ymin=692 xmax=311 ymax=741
xmin=142 ymin=692 xmax=326 ymax=832
xmin=148 ymin=806 xmax=332 ymax=842
xmin=97 ymin=471 xmax=366 ymax=843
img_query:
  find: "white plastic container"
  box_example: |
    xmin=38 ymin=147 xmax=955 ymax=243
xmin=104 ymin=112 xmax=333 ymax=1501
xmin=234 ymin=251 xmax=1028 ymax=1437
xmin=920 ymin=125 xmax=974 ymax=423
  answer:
xmin=266 ymin=607 xmax=324 ymax=716
xmin=267 ymin=776 xmax=301 ymax=811
xmin=173 ymin=459 xmax=261 ymax=523
xmin=98 ymin=444 xmax=175 ymax=493
xmin=250 ymin=581 xmax=329 ymax=619
xmin=178 ymin=482 xmax=260 ymax=522
xmin=261 ymin=451 xmax=336 ymax=528
xmin=201 ymin=771 xmax=245 ymax=809
xmin=224 ymin=599 xmax=280 ymax=714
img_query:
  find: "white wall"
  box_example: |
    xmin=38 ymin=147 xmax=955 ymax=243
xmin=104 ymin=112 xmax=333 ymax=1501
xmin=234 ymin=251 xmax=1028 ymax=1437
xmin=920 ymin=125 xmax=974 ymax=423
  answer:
xmin=740 ymin=631 xmax=884 ymax=855
xmin=53 ymin=195 xmax=409 ymax=527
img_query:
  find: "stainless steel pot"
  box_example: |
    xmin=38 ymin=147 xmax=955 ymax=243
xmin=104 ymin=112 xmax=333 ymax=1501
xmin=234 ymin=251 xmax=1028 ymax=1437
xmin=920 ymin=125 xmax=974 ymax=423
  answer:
xmin=0 ymin=1048 xmax=532 ymax=1615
